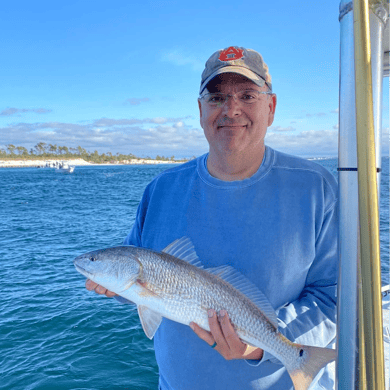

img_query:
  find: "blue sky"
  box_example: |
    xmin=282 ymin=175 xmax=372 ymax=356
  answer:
xmin=0 ymin=0 xmax=388 ymax=158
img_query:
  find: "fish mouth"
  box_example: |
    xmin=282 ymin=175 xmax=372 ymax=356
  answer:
xmin=74 ymin=262 xmax=93 ymax=278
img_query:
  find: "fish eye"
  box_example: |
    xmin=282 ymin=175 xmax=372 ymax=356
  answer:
xmin=299 ymin=349 xmax=304 ymax=357
xmin=89 ymin=256 xmax=96 ymax=262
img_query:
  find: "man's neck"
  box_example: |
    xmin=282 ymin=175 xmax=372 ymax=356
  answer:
xmin=206 ymin=146 xmax=265 ymax=182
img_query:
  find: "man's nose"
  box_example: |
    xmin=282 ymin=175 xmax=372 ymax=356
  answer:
xmin=221 ymin=95 xmax=242 ymax=116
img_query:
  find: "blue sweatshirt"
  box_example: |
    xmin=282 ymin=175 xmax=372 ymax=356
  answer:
xmin=124 ymin=146 xmax=338 ymax=390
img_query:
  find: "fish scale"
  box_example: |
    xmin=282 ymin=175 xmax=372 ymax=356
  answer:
xmin=140 ymin=250 xmax=265 ymax=334
xmin=74 ymin=237 xmax=336 ymax=390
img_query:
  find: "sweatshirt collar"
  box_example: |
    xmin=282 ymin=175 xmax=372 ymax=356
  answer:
xmin=197 ymin=146 xmax=274 ymax=188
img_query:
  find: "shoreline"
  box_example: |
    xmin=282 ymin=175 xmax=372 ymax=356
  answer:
xmin=0 ymin=158 xmax=183 ymax=168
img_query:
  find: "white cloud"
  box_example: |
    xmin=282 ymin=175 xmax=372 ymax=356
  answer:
xmin=265 ymin=127 xmax=390 ymax=157
xmin=268 ymin=125 xmax=296 ymax=132
xmin=161 ymin=49 xmax=204 ymax=72
xmin=382 ymin=127 xmax=389 ymax=155
xmin=302 ymin=109 xmax=339 ymax=118
xmin=0 ymin=117 xmax=208 ymax=158
xmin=265 ymin=129 xmax=338 ymax=157
xmin=3 ymin=114 xmax=387 ymax=159
xmin=125 ymin=98 xmax=150 ymax=105
xmin=152 ymin=117 xmax=169 ymax=124
xmin=92 ymin=116 xmax=189 ymax=127
xmin=1 ymin=107 xmax=52 ymax=116
xmin=306 ymin=112 xmax=328 ymax=118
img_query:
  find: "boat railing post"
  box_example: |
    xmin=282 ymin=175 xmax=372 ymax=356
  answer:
xmin=353 ymin=0 xmax=386 ymax=388
xmin=337 ymin=2 xmax=360 ymax=388
xmin=337 ymin=1 xmax=388 ymax=389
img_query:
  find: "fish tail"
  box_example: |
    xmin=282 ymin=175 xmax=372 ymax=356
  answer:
xmin=287 ymin=345 xmax=336 ymax=390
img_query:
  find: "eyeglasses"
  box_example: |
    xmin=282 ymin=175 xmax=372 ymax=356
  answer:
xmin=199 ymin=89 xmax=273 ymax=108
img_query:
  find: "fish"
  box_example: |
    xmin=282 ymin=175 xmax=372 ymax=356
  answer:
xmin=73 ymin=237 xmax=336 ymax=390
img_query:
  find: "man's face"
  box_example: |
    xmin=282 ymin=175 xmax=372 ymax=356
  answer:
xmin=198 ymin=73 xmax=276 ymax=157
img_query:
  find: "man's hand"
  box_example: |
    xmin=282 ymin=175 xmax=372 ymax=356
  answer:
xmin=85 ymin=279 xmax=116 ymax=297
xmin=190 ymin=309 xmax=263 ymax=361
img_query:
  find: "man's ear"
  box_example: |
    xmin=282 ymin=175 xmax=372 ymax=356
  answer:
xmin=268 ymin=94 xmax=277 ymax=126
xmin=198 ymin=99 xmax=203 ymax=127
xmin=198 ymin=99 xmax=202 ymax=118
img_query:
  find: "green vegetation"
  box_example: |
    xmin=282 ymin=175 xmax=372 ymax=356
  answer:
xmin=1 ymin=143 xmax=191 ymax=164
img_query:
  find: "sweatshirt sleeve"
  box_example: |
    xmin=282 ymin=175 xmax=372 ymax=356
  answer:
xmin=278 ymin=198 xmax=338 ymax=342
xmin=123 ymin=185 xmax=150 ymax=246
xmin=260 ymin=195 xmax=338 ymax=365
xmin=246 ymin=168 xmax=339 ymax=368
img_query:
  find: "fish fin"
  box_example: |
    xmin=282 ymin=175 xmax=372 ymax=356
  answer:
xmin=206 ymin=265 xmax=278 ymax=329
xmin=287 ymin=345 xmax=336 ymax=390
xmin=137 ymin=305 xmax=163 ymax=340
xmin=162 ymin=237 xmax=203 ymax=268
xmin=119 ymin=274 xmax=138 ymax=292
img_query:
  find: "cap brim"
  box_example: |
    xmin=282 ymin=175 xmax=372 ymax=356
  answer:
xmin=199 ymin=66 xmax=266 ymax=94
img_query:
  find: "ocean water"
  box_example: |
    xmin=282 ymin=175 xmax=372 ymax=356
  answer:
xmin=1 ymin=158 xmax=389 ymax=390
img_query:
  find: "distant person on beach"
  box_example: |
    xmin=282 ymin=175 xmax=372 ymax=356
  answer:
xmin=86 ymin=46 xmax=338 ymax=390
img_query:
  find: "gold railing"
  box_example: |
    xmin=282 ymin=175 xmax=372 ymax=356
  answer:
xmin=353 ymin=0 xmax=385 ymax=388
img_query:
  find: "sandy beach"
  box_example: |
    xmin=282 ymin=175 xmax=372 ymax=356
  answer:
xmin=0 ymin=158 xmax=182 ymax=168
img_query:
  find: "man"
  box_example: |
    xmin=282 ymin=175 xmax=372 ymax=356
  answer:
xmin=87 ymin=46 xmax=338 ymax=389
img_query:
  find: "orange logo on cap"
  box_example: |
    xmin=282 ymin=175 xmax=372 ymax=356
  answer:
xmin=219 ymin=47 xmax=244 ymax=61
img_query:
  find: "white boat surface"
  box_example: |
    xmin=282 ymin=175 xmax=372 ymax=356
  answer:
xmin=54 ymin=161 xmax=75 ymax=173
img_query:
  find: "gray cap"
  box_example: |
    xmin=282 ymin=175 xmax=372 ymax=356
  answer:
xmin=199 ymin=46 xmax=272 ymax=94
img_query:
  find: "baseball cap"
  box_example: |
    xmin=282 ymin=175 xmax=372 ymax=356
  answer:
xmin=199 ymin=46 xmax=272 ymax=95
